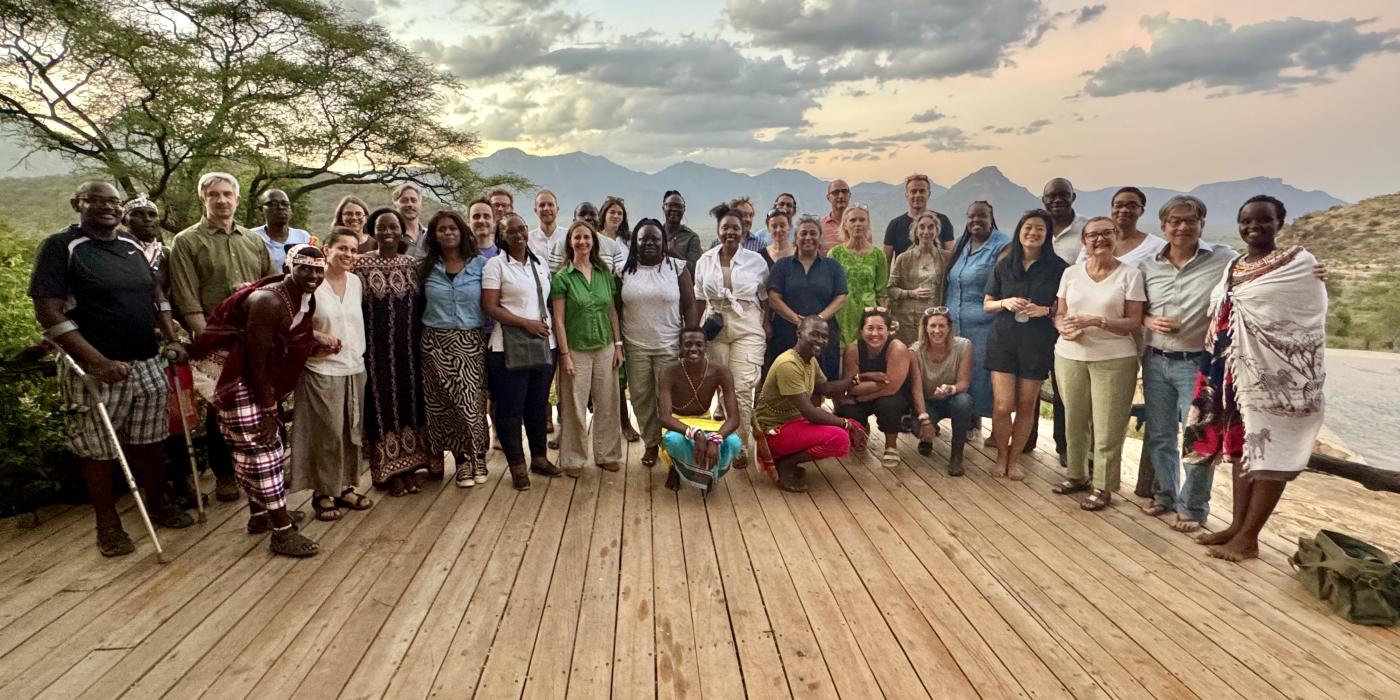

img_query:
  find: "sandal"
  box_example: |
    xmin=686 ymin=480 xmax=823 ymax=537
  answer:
xmin=247 ymin=509 xmax=306 ymax=535
xmin=313 ymin=495 xmax=343 ymax=522
xmin=1141 ymin=502 xmax=1171 ymax=517
xmin=1052 ymin=479 xmax=1091 ymax=495
xmin=1081 ymin=489 xmax=1111 ymax=511
xmin=334 ymin=489 xmax=373 ymax=510
xmin=269 ymin=527 xmax=319 ymax=557
xmin=881 ymin=446 xmax=900 ymax=469
xmin=641 ymin=447 xmax=658 ymax=468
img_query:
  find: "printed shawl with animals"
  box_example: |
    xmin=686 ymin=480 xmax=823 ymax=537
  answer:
xmin=1184 ymin=245 xmax=1327 ymax=478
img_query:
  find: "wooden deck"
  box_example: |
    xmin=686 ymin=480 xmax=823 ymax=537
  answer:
xmin=3 ymin=422 xmax=1400 ymax=699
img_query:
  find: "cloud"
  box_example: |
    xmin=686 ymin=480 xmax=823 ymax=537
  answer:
xmin=726 ymin=0 xmax=1049 ymax=80
xmin=1076 ymin=5 xmax=1106 ymax=25
xmin=539 ymin=36 xmax=821 ymax=97
xmin=1020 ymin=118 xmax=1052 ymax=134
xmin=412 ymin=11 xmax=586 ymax=79
xmin=1084 ymin=14 xmax=1400 ymax=97
xmin=910 ymin=109 xmax=946 ymax=123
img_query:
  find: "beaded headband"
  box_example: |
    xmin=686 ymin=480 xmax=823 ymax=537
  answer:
xmin=286 ymin=243 xmax=326 ymax=269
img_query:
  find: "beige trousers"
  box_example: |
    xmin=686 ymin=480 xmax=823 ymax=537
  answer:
xmin=559 ymin=345 xmax=624 ymax=469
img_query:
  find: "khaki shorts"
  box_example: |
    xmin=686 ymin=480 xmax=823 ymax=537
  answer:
xmin=59 ymin=356 xmax=169 ymax=460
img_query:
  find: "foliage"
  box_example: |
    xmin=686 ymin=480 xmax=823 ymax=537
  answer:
xmin=0 ymin=0 xmax=526 ymax=231
xmin=0 ymin=216 xmax=76 ymax=517
xmin=1328 ymin=269 xmax=1400 ymax=351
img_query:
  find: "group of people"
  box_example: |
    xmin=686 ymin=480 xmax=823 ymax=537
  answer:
xmin=29 ymin=168 xmax=1327 ymax=564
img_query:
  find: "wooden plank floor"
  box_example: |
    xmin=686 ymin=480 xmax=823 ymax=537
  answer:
xmin=3 ymin=420 xmax=1400 ymax=699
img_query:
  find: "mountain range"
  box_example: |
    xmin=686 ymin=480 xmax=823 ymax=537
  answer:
xmin=470 ymin=148 xmax=1348 ymax=245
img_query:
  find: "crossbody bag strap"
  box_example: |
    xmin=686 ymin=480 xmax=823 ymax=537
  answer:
xmin=528 ymin=256 xmax=548 ymax=322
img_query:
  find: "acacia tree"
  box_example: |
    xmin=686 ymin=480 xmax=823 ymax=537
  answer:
xmin=0 ymin=0 xmax=524 ymax=230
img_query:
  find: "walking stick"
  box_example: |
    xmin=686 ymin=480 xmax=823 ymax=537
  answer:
xmin=62 ymin=353 xmax=169 ymax=564
xmin=166 ymin=353 xmax=206 ymax=523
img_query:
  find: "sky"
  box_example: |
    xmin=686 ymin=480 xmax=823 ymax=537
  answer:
xmin=344 ymin=0 xmax=1400 ymax=202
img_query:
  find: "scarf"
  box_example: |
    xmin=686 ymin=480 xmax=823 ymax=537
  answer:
xmin=188 ymin=275 xmax=317 ymax=408
xmin=1193 ymin=246 xmax=1327 ymax=475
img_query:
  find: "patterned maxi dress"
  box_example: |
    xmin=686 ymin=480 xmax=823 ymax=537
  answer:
xmin=354 ymin=253 xmax=429 ymax=484
xmin=829 ymin=244 xmax=889 ymax=346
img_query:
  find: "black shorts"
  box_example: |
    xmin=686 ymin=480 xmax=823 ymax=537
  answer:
xmin=984 ymin=325 xmax=1055 ymax=381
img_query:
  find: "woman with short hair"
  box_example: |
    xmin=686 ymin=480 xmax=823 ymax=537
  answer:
xmin=483 ymin=213 xmax=560 ymax=489
xmin=418 ymin=210 xmax=491 ymax=488
xmin=909 ymin=308 xmax=974 ymax=475
xmin=1077 ymin=187 xmax=1167 ymax=266
xmin=551 ymin=221 xmax=625 ymax=477
xmin=888 ymin=211 xmax=949 ymax=345
xmin=619 ymin=219 xmax=697 ymax=467
xmin=766 ymin=215 xmax=847 ymax=380
xmin=1052 ymin=216 xmax=1146 ymax=510
xmin=356 ymin=208 xmax=429 ymax=496
xmin=761 ymin=208 xmax=794 ymax=267
xmin=292 ymin=228 xmax=373 ymax=520
xmin=945 ymin=201 xmax=1011 ymax=439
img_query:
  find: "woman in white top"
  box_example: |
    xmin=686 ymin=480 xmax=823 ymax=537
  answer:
xmin=1053 ymin=217 xmax=1147 ymax=511
xmin=291 ymin=228 xmax=373 ymax=521
xmin=694 ymin=203 xmax=769 ymax=468
xmin=1076 ymin=187 xmax=1167 ymax=267
xmin=619 ymin=219 xmax=698 ymax=467
xmin=482 ymin=213 xmax=560 ymax=490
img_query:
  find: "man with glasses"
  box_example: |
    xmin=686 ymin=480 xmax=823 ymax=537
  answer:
xmin=820 ymin=179 xmax=851 ymax=253
xmin=30 ymin=181 xmax=194 ymax=555
xmin=883 ymin=173 xmax=956 ymax=261
xmin=1138 ymin=195 xmax=1233 ymax=533
xmin=250 ymin=189 xmax=311 ymax=270
xmin=170 ymin=171 xmax=274 ymax=502
xmin=488 ymin=188 xmax=515 ymax=221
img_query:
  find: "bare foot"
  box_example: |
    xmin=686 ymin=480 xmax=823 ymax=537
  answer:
xmin=1196 ymin=528 xmax=1237 ymax=546
xmin=991 ymin=462 xmax=1008 ymax=478
xmin=641 ymin=445 xmax=658 ymax=467
xmin=1006 ymin=464 xmax=1025 ymax=481
xmin=1172 ymin=516 xmax=1202 ymax=533
xmin=1208 ymin=537 xmax=1259 ymax=562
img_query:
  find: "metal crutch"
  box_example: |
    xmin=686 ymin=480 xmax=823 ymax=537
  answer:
xmin=62 ymin=353 xmax=170 ymax=563
xmin=166 ymin=354 xmax=206 ymax=523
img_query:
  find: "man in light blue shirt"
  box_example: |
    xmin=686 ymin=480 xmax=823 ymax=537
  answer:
xmin=250 ymin=189 xmax=311 ymax=271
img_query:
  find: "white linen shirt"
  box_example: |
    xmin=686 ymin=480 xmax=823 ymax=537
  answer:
xmin=305 ymin=274 xmax=366 ymax=376
xmin=693 ymin=247 xmax=768 ymax=314
xmin=527 ymin=226 xmax=566 ymax=265
xmin=483 ymin=253 xmax=556 ymax=351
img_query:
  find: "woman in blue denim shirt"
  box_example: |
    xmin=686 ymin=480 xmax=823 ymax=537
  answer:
xmin=418 ymin=210 xmax=491 ymax=488
xmin=944 ymin=201 xmax=1011 ymax=437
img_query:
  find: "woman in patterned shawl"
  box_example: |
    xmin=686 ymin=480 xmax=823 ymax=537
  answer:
xmin=356 ymin=207 xmax=429 ymax=496
xmin=1184 ymin=195 xmax=1327 ymax=563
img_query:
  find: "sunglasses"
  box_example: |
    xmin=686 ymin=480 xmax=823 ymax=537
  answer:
xmin=922 ymin=306 xmax=950 ymax=316
xmin=863 ymin=306 xmax=888 ymax=313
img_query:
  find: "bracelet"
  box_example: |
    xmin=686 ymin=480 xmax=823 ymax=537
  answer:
xmin=44 ymin=319 xmax=78 ymax=340
xmin=684 ymin=426 xmax=696 ymax=440
xmin=614 ymin=341 xmax=623 ymax=347
xmin=917 ymin=412 xmax=930 ymax=422
xmin=156 ymin=301 xmax=172 ymax=313
xmin=708 ymin=433 xmax=724 ymax=444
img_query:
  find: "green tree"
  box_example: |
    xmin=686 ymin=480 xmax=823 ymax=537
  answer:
xmin=0 ymin=0 xmax=524 ymax=230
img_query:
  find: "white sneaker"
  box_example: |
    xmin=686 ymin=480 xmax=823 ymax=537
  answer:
xmin=455 ymin=467 xmax=475 ymax=488
xmin=474 ymin=464 xmax=489 ymax=484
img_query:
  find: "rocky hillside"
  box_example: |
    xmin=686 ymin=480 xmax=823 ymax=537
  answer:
xmin=1281 ymin=192 xmax=1400 ymax=266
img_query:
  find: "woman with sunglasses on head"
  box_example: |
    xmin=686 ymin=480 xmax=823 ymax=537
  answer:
xmin=887 ymin=211 xmax=949 ymax=345
xmin=1051 ymin=216 xmax=1146 ymax=510
xmin=909 ymin=307 xmax=973 ymax=474
xmin=984 ymin=209 xmax=1068 ymax=482
xmin=834 ymin=307 xmax=911 ymax=468
xmin=829 ymin=202 xmax=888 ymax=347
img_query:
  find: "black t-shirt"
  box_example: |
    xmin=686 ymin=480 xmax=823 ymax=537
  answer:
xmin=984 ymin=253 xmax=1067 ymax=343
xmin=883 ymin=211 xmax=955 ymax=256
xmin=29 ymin=225 xmax=161 ymax=362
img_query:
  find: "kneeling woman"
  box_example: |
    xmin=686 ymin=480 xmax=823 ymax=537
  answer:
xmin=835 ymin=308 xmax=911 ymax=468
xmin=909 ymin=308 xmax=974 ymax=475
xmin=753 ymin=315 xmax=863 ymax=492
xmin=291 ymin=228 xmax=373 ymax=521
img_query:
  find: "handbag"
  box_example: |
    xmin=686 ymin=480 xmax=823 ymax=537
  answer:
xmin=502 ymin=257 xmax=554 ymax=371
xmin=701 ymin=311 xmax=725 ymax=341
xmin=1290 ymin=529 xmax=1400 ymax=626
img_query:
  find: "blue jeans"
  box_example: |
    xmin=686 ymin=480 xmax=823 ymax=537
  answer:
xmin=1142 ymin=350 xmax=1212 ymax=521
xmin=926 ymin=392 xmax=973 ymax=451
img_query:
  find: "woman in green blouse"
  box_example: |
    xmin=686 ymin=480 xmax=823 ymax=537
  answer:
xmin=829 ymin=203 xmax=889 ymax=346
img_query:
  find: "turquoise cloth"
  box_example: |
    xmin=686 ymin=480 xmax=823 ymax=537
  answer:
xmin=662 ymin=429 xmax=740 ymax=493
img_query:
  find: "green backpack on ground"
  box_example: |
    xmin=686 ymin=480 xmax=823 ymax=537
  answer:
xmin=1290 ymin=530 xmax=1400 ymax=626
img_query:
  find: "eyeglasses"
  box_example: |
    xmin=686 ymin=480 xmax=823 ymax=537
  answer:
xmin=922 ymin=306 xmax=950 ymax=316
xmin=1165 ymin=216 xmax=1201 ymax=227
xmin=848 ymin=202 xmax=869 ymax=211
xmin=1084 ymin=230 xmax=1115 ymax=240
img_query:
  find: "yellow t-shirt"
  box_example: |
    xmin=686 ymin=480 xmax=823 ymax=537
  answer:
xmin=754 ymin=348 xmax=826 ymax=431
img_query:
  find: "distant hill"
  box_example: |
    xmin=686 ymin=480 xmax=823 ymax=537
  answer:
xmin=1280 ymin=192 xmax=1400 ymax=266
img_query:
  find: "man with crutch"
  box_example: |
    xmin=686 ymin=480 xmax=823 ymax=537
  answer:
xmin=29 ymin=181 xmax=194 ymax=557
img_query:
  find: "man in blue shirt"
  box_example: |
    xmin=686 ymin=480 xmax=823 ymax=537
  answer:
xmin=249 ymin=189 xmax=311 ymax=270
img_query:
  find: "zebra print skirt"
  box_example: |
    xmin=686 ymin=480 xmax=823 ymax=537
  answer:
xmin=421 ymin=326 xmax=489 ymax=470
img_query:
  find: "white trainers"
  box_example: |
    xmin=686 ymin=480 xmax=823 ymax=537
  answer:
xmin=474 ymin=464 xmax=489 ymax=484
xmin=455 ymin=467 xmax=475 ymax=488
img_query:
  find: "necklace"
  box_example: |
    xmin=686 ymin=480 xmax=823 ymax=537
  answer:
xmin=681 ymin=357 xmax=708 ymax=401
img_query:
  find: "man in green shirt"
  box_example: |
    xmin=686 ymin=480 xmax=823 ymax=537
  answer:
xmin=754 ymin=315 xmax=861 ymax=492
xmin=168 ymin=171 xmax=274 ymax=502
